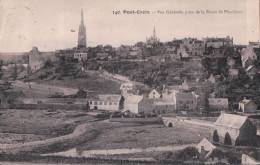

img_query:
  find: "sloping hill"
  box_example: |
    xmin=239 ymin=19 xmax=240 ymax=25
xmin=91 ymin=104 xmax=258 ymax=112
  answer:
xmin=26 ymin=60 xmax=121 ymax=94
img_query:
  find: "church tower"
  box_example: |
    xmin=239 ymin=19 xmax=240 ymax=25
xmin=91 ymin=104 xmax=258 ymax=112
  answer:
xmin=78 ymin=9 xmax=87 ymax=48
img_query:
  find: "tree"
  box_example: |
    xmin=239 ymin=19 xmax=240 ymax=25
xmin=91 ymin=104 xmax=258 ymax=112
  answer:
xmin=0 ymin=60 xmax=3 ymax=80
xmin=11 ymin=63 xmax=18 ymax=81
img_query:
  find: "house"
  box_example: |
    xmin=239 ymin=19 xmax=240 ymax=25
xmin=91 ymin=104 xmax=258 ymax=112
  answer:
xmin=245 ymin=65 xmax=258 ymax=79
xmin=228 ymin=68 xmax=239 ymax=79
xmin=208 ymin=98 xmax=229 ymax=111
xmin=182 ymin=38 xmax=204 ymax=56
xmin=197 ymin=138 xmax=216 ymax=160
xmin=241 ymin=46 xmax=257 ymax=68
xmin=148 ymin=89 xmax=161 ymax=99
xmin=180 ymin=79 xmax=201 ymax=91
xmin=238 ymin=98 xmax=257 ymax=113
xmin=73 ymin=52 xmax=87 ymax=61
xmin=242 ymin=154 xmax=260 ymax=165
xmin=129 ymin=46 xmax=142 ymax=57
xmin=152 ymin=100 xmax=175 ymax=114
xmin=175 ymin=92 xmax=198 ymax=111
xmin=212 ymin=113 xmax=257 ymax=146
xmin=177 ymin=44 xmax=190 ymax=60
xmin=120 ymin=82 xmax=134 ymax=96
xmin=96 ymin=52 xmax=109 ymax=60
xmin=88 ymin=94 xmax=124 ymax=111
xmin=208 ymin=74 xmax=216 ymax=84
xmin=161 ymin=85 xmax=179 ymax=103
xmin=28 ymin=47 xmax=45 ymax=73
xmin=124 ymin=94 xmax=154 ymax=114
xmin=203 ymin=36 xmax=233 ymax=49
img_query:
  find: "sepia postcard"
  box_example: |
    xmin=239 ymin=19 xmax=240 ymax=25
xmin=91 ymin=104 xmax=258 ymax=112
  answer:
xmin=0 ymin=0 xmax=260 ymax=164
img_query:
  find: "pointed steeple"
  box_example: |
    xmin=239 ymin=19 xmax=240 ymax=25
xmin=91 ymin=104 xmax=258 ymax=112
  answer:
xmin=81 ymin=9 xmax=84 ymax=24
xmin=78 ymin=9 xmax=87 ymax=48
xmin=153 ymin=25 xmax=156 ymax=38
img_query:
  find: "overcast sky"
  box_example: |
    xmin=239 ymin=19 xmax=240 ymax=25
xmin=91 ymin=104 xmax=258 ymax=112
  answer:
xmin=0 ymin=0 xmax=259 ymax=52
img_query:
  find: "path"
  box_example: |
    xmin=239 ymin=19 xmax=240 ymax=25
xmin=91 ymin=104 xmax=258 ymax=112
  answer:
xmin=0 ymin=120 xmax=98 ymax=154
xmin=43 ymin=144 xmax=196 ymax=157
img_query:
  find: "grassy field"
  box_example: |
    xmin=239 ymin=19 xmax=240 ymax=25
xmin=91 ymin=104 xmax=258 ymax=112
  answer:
xmin=0 ymin=109 xmax=96 ymax=144
xmin=78 ymin=121 xmax=211 ymax=151
xmin=28 ymin=66 xmax=121 ymax=95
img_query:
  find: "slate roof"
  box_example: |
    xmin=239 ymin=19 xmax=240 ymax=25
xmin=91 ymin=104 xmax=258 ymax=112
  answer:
xmin=215 ymin=113 xmax=248 ymax=130
xmin=98 ymin=94 xmax=122 ymax=102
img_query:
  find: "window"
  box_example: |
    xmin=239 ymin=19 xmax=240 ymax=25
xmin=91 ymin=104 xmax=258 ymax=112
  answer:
xmin=94 ymin=101 xmax=97 ymax=105
xmin=99 ymin=102 xmax=102 ymax=105
xmin=114 ymin=102 xmax=117 ymax=105
xmin=104 ymin=101 xmax=107 ymax=105
xmin=109 ymin=102 xmax=112 ymax=105
xmin=89 ymin=101 xmax=92 ymax=105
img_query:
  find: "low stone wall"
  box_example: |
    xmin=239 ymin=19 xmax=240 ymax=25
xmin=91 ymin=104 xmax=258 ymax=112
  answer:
xmin=162 ymin=116 xmax=214 ymax=128
xmin=1 ymin=104 xmax=88 ymax=110
xmin=109 ymin=117 xmax=162 ymax=124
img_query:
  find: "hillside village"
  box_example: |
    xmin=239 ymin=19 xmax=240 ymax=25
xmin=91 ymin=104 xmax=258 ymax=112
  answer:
xmin=0 ymin=9 xmax=260 ymax=165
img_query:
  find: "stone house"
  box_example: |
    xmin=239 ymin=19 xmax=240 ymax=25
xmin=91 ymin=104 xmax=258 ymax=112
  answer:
xmin=182 ymin=38 xmax=204 ymax=56
xmin=238 ymin=98 xmax=257 ymax=113
xmin=28 ymin=47 xmax=45 ymax=73
xmin=212 ymin=113 xmax=257 ymax=146
xmin=120 ymin=82 xmax=134 ymax=96
xmin=161 ymin=85 xmax=179 ymax=104
xmin=208 ymin=98 xmax=229 ymax=111
xmin=175 ymin=92 xmax=198 ymax=111
xmin=124 ymin=94 xmax=154 ymax=114
xmin=197 ymin=138 xmax=216 ymax=160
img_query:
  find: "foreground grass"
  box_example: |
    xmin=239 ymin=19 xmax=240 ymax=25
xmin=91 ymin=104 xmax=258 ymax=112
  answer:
xmin=77 ymin=121 xmax=211 ymax=151
xmin=0 ymin=109 xmax=96 ymax=143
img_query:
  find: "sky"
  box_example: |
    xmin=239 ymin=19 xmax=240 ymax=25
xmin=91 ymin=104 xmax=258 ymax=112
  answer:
xmin=0 ymin=0 xmax=259 ymax=52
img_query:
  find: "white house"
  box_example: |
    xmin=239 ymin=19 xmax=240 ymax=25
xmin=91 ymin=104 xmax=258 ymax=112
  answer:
xmin=197 ymin=138 xmax=216 ymax=159
xmin=88 ymin=94 xmax=124 ymax=111
xmin=238 ymin=98 xmax=257 ymax=113
xmin=74 ymin=52 xmax=87 ymax=60
xmin=161 ymin=85 xmax=179 ymax=103
xmin=124 ymin=94 xmax=154 ymax=114
xmin=148 ymin=89 xmax=161 ymax=99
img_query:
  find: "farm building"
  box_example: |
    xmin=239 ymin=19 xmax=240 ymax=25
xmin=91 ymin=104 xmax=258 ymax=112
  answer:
xmin=212 ymin=113 xmax=257 ymax=146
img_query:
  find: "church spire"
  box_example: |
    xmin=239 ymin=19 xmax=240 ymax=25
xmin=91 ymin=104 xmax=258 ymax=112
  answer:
xmin=78 ymin=9 xmax=87 ymax=48
xmin=153 ymin=25 xmax=156 ymax=38
xmin=81 ymin=9 xmax=84 ymax=24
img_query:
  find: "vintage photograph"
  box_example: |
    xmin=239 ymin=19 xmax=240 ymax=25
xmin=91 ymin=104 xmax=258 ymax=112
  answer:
xmin=0 ymin=0 xmax=259 ymax=164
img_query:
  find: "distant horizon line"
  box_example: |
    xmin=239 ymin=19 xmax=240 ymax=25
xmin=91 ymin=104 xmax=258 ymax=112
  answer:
xmin=0 ymin=37 xmax=258 ymax=54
